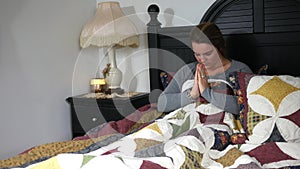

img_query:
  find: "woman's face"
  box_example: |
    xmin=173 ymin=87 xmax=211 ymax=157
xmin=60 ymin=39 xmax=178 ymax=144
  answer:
xmin=191 ymin=42 xmax=222 ymax=70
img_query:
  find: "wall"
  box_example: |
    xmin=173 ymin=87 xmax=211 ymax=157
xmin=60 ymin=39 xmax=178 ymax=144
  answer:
xmin=0 ymin=0 xmax=215 ymax=160
xmin=81 ymin=0 xmax=216 ymax=93
xmin=0 ymin=0 xmax=96 ymax=160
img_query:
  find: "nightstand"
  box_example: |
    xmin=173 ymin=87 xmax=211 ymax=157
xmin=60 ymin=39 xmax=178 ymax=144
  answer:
xmin=66 ymin=92 xmax=149 ymax=138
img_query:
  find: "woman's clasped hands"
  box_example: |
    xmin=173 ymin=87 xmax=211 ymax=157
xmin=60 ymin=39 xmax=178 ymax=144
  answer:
xmin=189 ymin=63 xmax=209 ymax=99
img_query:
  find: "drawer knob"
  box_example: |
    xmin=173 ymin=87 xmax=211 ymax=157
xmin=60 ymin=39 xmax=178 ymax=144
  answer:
xmin=92 ymin=117 xmax=97 ymax=122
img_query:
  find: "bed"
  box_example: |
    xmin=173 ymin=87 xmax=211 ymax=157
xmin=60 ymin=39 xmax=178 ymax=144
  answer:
xmin=1 ymin=0 xmax=300 ymax=168
xmin=148 ymin=0 xmax=300 ymax=93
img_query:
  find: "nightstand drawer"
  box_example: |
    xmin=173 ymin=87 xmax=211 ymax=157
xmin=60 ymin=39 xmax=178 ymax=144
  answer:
xmin=73 ymin=105 xmax=105 ymax=133
xmin=67 ymin=92 xmax=150 ymax=138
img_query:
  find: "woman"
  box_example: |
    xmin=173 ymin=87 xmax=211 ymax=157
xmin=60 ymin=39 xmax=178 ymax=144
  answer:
xmin=157 ymin=22 xmax=252 ymax=113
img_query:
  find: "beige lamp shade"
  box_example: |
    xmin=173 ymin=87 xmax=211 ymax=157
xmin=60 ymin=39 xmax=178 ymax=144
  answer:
xmin=80 ymin=1 xmax=139 ymax=48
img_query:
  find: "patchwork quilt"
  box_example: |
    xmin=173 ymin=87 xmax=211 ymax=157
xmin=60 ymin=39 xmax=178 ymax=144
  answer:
xmin=1 ymin=75 xmax=300 ymax=169
xmin=5 ymin=104 xmax=250 ymax=169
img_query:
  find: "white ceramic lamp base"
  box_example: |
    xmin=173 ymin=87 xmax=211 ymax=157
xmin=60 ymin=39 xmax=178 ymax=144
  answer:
xmin=105 ymin=67 xmax=122 ymax=89
xmin=105 ymin=47 xmax=123 ymax=93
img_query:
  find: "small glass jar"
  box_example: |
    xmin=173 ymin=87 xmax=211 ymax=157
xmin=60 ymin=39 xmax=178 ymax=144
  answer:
xmin=90 ymin=78 xmax=106 ymax=93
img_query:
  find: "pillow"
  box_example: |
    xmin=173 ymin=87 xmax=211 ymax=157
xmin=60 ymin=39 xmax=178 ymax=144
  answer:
xmin=160 ymin=71 xmax=175 ymax=89
xmin=237 ymin=74 xmax=300 ymax=144
xmin=236 ymin=72 xmax=257 ymax=134
xmin=228 ymin=70 xmax=268 ymax=134
xmin=227 ymin=64 xmax=269 ymax=134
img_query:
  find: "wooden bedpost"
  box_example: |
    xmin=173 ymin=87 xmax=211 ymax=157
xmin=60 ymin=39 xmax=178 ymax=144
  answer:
xmin=147 ymin=4 xmax=161 ymax=29
xmin=147 ymin=4 xmax=162 ymax=102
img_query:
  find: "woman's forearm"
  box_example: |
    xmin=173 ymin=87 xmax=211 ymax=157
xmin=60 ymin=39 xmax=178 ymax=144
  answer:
xmin=157 ymin=90 xmax=195 ymax=112
xmin=201 ymin=88 xmax=239 ymax=115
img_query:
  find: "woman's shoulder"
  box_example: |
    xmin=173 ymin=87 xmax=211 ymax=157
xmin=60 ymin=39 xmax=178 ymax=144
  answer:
xmin=230 ymin=60 xmax=253 ymax=73
xmin=178 ymin=62 xmax=197 ymax=72
xmin=173 ymin=62 xmax=197 ymax=79
xmin=231 ymin=59 xmax=246 ymax=66
xmin=183 ymin=62 xmax=197 ymax=68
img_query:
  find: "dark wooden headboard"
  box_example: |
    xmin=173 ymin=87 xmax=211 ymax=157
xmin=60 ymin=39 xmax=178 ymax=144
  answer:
xmin=147 ymin=0 xmax=300 ymax=101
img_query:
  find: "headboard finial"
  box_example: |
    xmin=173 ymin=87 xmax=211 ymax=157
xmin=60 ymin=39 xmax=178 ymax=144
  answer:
xmin=147 ymin=4 xmax=161 ymax=27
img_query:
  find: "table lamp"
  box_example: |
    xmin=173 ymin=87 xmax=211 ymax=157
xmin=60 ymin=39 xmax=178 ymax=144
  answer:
xmin=80 ymin=1 xmax=139 ymax=94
